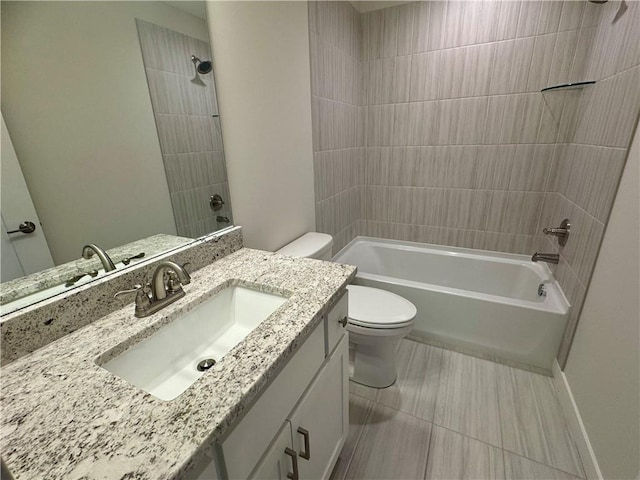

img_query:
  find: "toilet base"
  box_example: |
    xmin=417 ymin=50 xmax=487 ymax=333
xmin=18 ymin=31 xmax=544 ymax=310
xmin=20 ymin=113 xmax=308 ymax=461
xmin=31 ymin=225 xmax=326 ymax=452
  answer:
xmin=350 ymin=338 xmax=400 ymax=389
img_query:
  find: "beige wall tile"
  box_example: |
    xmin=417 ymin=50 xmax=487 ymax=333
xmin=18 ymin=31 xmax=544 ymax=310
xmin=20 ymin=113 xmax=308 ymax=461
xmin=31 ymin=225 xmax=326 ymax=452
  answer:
xmin=527 ymin=34 xmax=557 ymax=92
xmin=537 ymin=1 xmax=563 ymax=35
xmin=495 ymin=1 xmax=521 ymax=41
xmin=516 ymin=1 xmax=542 ymax=38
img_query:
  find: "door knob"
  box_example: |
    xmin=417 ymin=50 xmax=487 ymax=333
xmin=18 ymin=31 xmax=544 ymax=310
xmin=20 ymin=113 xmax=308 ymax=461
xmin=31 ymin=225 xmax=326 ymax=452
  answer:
xmin=7 ymin=221 xmax=36 ymax=235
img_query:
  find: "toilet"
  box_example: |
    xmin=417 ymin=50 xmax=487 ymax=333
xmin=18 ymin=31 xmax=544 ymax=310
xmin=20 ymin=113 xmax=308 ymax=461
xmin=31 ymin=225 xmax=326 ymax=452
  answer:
xmin=277 ymin=232 xmax=417 ymax=388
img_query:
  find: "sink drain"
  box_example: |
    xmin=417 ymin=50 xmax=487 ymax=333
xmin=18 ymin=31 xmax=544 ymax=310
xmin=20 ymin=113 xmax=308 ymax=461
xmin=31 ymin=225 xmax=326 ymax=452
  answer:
xmin=197 ymin=358 xmax=216 ymax=372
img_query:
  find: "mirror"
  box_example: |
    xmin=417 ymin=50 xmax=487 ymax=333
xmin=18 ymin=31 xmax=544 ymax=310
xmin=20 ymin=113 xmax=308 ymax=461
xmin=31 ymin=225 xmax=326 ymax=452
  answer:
xmin=0 ymin=1 xmax=233 ymax=314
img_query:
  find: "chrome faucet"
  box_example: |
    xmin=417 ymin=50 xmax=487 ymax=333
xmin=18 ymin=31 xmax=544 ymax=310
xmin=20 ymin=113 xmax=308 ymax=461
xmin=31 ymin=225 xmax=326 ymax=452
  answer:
xmin=115 ymin=261 xmax=191 ymax=318
xmin=531 ymin=252 xmax=560 ymax=264
xmin=82 ymin=244 xmax=116 ymax=272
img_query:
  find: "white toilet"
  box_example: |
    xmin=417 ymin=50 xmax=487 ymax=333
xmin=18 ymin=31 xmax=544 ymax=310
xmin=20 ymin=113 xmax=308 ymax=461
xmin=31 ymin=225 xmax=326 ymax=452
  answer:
xmin=277 ymin=232 xmax=417 ymax=388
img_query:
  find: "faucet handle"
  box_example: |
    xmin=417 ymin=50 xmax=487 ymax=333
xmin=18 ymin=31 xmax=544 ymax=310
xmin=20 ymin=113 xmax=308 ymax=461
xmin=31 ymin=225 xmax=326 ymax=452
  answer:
xmin=542 ymin=219 xmax=570 ymax=246
xmin=167 ymin=272 xmax=182 ymax=294
xmin=114 ymin=284 xmax=152 ymax=311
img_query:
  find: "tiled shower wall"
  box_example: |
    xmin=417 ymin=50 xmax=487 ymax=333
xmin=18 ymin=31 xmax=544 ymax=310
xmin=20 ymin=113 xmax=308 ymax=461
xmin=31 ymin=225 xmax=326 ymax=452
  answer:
xmin=309 ymin=1 xmax=366 ymax=254
xmin=136 ymin=20 xmax=232 ymax=239
xmin=309 ymin=1 xmax=639 ymax=364
xmin=537 ymin=1 xmax=640 ymax=366
xmin=359 ymin=0 xmax=597 ymax=253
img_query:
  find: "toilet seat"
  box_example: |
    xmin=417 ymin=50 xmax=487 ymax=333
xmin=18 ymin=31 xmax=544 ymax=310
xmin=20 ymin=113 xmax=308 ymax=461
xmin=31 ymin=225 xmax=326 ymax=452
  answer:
xmin=347 ymin=285 xmax=417 ymax=329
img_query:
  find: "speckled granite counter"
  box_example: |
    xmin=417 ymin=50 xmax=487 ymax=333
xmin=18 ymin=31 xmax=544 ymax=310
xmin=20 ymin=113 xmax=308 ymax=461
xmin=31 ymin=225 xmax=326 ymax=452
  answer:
xmin=0 ymin=234 xmax=193 ymax=306
xmin=0 ymin=248 xmax=356 ymax=480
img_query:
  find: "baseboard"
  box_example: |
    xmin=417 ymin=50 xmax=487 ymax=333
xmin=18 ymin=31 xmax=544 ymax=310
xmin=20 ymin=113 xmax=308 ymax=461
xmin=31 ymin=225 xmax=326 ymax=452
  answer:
xmin=552 ymin=359 xmax=603 ymax=480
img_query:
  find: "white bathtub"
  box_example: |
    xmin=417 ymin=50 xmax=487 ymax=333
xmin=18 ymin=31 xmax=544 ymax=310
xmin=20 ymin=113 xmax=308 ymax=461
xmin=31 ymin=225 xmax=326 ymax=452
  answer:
xmin=333 ymin=237 xmax=570 ymax=371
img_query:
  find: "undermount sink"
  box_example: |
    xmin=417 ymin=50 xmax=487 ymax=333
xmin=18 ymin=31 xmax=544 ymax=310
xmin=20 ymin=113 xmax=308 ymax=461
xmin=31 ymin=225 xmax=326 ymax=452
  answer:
xmin=100 ymin=285 xmax=287 ymax=401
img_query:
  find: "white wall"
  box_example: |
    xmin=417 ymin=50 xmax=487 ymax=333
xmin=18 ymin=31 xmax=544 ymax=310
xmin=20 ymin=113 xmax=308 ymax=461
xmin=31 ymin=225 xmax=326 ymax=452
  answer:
xmin=206 ymin=1 xmax=316 ymax=252
xmin=564 ymin=122 xmax=640 ymax=479
xmin=1 ymin=2 xmax=209 ymax=264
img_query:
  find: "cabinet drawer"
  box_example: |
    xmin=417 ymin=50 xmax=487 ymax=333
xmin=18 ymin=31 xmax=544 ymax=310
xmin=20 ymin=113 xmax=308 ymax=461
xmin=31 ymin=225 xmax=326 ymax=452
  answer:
xmin=220 ymin=322 xmax=324 ymax=480
xmin=325 ymin=293 xmax=348 ymax=356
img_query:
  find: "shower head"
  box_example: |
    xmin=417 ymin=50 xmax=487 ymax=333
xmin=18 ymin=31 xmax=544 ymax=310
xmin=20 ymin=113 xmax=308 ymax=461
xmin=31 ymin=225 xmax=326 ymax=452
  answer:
xmin=191 ymin=55 xmax=213 ymax=75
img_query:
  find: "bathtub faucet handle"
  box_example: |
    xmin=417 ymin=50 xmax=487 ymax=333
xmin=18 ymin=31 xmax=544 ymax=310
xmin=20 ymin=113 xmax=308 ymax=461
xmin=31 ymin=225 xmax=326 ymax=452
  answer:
xmin=542 ymin=219 xmax=570 ymax=246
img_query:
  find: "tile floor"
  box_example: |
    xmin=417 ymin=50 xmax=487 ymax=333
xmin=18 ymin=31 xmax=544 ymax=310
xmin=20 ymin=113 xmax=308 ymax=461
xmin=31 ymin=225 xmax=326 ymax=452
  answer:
xmin=331 ymin=339 xmax=585 ymax=480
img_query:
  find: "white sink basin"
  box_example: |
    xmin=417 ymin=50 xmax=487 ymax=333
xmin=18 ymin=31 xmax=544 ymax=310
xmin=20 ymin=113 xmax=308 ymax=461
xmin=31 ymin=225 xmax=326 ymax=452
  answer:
xmin=100 ymin=285 xmax=287 ymax=401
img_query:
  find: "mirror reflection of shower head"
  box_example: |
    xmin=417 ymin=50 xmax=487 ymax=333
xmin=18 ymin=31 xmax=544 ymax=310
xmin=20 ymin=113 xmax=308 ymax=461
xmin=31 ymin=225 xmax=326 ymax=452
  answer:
xmin=191 ymin=55 xmax=213 ymax=75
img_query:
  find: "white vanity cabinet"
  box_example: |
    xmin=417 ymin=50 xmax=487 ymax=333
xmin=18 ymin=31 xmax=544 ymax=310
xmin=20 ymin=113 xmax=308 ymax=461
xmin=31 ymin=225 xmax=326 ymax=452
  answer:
xmin=287 ymin=334 xmax=348 ymax=480
xmin=251 ymin=335 xmax=348 ymax=480
xmin=190 ymin=293 xmax=349 ymax=480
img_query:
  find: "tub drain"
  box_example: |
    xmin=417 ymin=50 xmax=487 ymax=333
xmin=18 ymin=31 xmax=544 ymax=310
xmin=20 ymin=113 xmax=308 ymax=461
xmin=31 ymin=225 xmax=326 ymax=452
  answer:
xmin=197 ymin=358 xmax=216 ymax=372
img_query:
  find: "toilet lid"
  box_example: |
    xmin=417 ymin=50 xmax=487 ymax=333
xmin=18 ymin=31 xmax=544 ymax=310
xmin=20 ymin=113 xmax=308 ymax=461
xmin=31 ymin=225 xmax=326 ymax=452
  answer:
xmin=347 ymin=285 xmax=417 ymax=329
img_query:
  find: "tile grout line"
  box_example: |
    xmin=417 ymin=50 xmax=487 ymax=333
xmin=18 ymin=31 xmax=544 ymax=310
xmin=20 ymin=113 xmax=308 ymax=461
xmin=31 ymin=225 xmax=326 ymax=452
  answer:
xmin=422 ymin=414 xmax=435 ymax=480
xmin=340 ymin=394 xmax=376 ymax=480
xmin=503 ymin=449 xmax=587 ymax=479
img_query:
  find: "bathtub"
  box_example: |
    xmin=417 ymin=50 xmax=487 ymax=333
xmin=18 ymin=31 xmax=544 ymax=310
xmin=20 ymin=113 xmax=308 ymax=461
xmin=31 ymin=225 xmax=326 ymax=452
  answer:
xmin=333 ymin=237 xmax=570 ymax=371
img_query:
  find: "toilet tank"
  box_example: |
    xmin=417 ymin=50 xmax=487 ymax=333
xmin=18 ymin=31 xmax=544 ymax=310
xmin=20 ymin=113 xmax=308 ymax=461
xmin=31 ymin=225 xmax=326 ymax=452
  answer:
xmin=277 ymin=232 xmax=333 ymax=260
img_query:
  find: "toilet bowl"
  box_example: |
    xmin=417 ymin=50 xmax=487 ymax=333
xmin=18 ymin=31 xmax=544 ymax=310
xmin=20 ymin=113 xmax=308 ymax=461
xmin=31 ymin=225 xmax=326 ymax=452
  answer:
xmin=346 ymin=285 xmax=416 ymax=388
xmin=277 ymin=232 xmax=417 ymax=388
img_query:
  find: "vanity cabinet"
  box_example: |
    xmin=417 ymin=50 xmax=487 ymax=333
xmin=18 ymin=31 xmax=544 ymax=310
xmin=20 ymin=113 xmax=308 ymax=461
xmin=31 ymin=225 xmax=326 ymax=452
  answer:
xmin=189 ymin=294 xmax=349 ymax=480
xmin=252 ymin=335 xmax=348 ymax=480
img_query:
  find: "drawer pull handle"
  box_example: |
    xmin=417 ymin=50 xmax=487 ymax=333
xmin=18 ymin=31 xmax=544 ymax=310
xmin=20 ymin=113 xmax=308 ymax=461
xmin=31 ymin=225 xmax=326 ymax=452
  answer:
xmin=297 ymin=427 xmax=311 ymax=460
xmin=338 ymin=316 xmax=348 ymax=327
xmin=284 ymin=447 xmax=299 ymax=480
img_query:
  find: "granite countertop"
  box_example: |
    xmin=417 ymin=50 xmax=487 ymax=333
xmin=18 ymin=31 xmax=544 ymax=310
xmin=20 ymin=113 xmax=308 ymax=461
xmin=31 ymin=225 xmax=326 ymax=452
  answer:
xmin=0 ymin=234 xmax=193 ymax=306
xmin=0 ymin=248 xmax=356 ymax=480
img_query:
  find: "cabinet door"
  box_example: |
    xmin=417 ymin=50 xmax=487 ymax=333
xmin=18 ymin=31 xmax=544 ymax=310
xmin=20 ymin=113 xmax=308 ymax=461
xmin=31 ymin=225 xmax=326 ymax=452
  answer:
xmin=251 ymin=421 xmax=298 ymax=480
xmin=221 ymin=323 xmax=325 ymax=480
xmin=289 ymin=335 xmax=349 ymax=480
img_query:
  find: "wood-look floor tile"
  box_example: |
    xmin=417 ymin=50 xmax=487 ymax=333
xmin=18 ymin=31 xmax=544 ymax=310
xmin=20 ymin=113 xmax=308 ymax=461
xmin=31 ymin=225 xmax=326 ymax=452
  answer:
xmin=375 ymin=340 xmax=443 ymax=421
xmin=345 ymin=403 xmax=431 ymax=480
xmin=497 ymin=366 xmax=584 ymax=477
xmin=426 ymin=426 xmax=505 ymax=480
xmin=503 ymin=451 xmax=583 ymax=479
xmin=433 ymin=350 xmax=502 ymax=447
xmin=330 ymin=395 xmax=374 ymax=480
xmin=349 ymin=378 xmax=379 ymax=401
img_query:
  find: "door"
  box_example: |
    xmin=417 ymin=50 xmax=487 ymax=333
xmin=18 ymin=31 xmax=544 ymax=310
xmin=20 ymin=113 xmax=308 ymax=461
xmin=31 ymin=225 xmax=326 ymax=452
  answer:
xmin=1 ymin=215 xmax=25 ymax=281
xmin=289 ymin=335 xmax=349 ymax=480
xmin=1 ymin=113 xmax=54 ymax=280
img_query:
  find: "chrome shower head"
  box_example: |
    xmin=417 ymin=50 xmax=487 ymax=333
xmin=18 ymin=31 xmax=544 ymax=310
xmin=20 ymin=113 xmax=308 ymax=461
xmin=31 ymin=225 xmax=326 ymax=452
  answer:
xmin=191 ymin=55 xmax=213 ymax=75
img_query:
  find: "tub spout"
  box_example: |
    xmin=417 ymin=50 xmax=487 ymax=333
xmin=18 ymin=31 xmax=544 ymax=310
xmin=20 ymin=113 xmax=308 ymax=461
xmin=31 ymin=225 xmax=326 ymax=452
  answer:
xmin=531 ymin=252 xmax=559 ymax=264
